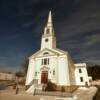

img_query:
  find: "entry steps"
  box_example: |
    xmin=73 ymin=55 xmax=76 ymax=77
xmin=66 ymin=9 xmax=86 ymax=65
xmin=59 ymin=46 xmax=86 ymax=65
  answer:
xmin=34 ymin=89 xmax=72 ymax=97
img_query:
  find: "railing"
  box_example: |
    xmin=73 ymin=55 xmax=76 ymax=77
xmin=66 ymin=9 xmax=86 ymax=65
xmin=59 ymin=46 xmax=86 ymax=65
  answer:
xmin=34 ymin=89 xmax=72 ymax=97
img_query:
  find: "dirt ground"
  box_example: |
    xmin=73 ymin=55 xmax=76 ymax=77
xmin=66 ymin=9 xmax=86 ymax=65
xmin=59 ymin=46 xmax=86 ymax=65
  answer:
xmin=0 ymin=90 xmax=64 ymax=100
xmin=0 ymin=86 xmax=98 ymax=100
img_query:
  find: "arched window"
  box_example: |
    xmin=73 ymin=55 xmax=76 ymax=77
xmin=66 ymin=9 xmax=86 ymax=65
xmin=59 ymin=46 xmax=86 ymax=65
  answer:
xmin=43 ymin=52 xmax=49 ymax=55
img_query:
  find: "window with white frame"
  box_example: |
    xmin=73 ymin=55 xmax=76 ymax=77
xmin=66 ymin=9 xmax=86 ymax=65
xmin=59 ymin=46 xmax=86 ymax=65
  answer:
xmin=80 ymin=77 xmax=83 ymax=82
xmin=42 ymin=58 xmax=49 ymax=65
xmin=35 ymin=72 xmax=37 ymax=76
xmin=79 ymin=68 xmax=82 ymax=73
xmin=53 ymin=70 xmax=55 ymax=75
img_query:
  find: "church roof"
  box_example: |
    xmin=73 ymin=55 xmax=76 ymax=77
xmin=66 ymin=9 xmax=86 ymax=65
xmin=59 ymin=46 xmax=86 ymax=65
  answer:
xmin=74 ymin=63 xmax=87 ymax=68
xmin=54 ymin=48 xmax=68 ymax=55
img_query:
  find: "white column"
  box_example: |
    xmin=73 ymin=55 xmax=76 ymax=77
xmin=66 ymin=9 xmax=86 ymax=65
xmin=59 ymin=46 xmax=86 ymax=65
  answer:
xmin=25 ymin=58 xmax=35 ymax=85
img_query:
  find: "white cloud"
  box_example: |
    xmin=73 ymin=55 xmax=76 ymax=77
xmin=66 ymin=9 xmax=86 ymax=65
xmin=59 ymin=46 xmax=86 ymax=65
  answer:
xmin=84 ymin=34 xmax=100 ymax=46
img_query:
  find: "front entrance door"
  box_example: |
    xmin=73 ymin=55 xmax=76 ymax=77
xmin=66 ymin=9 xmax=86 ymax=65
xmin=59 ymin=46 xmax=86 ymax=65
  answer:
xmin=41 ymin=71 xmax=48 ymax=84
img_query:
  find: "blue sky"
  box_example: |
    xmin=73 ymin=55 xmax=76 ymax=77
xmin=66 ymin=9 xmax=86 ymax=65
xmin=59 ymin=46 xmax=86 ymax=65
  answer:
xmin=0 ymin=0 xmax=100 ymax=72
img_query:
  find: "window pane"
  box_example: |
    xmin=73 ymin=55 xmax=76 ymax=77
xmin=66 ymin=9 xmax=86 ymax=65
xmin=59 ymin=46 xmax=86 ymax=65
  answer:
xmin=53 ymin=70 xmax=55 ymax=75
xmin=79 ymin=69 xmax=82 ymax=73
xmin=42 ymin=59 xmax=43 ymax=65
xmin=80 ymin=77 xmax=83 ymax=82
xmin=44 ymin=59 xmax=47 ymax=65
xmin=46 ymin=28 xmax=49 ymax=34
xmin=48 ymin=58 xmax=49 ymax=64
xmin=42 ymin=58 xmax=49 ymax=65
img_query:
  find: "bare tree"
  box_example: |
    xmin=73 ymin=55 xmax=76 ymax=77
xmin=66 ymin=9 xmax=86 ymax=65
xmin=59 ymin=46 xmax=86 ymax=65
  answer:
xmin=21 ymin=59 xmax=29 ymax=76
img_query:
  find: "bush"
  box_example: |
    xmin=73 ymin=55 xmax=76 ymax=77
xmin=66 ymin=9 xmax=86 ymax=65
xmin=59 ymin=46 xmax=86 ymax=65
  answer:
xmin=45 ymin=81 xmax=57 ymax=91
xmin=61 ymin=86 xmax=65 ymax=92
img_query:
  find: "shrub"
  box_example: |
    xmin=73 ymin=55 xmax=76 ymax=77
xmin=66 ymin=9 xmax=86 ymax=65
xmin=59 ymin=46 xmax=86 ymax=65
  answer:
xmin=45 ymin=81 xmax=57 ymax=91
xmin=61 ymin=86 xmax=65 ymax=92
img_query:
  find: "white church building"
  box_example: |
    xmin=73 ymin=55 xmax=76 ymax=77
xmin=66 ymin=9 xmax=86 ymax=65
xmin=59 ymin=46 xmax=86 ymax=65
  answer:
xmin=25 ymin=11 xmax=91 ymax=93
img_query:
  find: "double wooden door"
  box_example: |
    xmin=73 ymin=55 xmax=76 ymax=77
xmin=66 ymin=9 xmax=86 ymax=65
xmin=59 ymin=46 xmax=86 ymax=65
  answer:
xmin=41 ymin=71 xmax=48 ymax=84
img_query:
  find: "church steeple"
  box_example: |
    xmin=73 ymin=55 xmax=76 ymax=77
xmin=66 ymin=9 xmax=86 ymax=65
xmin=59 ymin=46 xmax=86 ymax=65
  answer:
xmin=47 ymin=11 xmax=52 ymax=27
xmin=41 ymin=11 xmax=56 ymax=50
xmin=43 ymin=11 xmax=54 ymax=37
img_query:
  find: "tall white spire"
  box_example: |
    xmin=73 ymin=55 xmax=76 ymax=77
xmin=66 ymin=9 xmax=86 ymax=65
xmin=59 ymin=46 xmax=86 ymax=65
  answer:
xmin=41 ymin=11 xmax=56 ymax=50
xmin=47 ymin=11 xmax=53 ymax=27
xmin=43 ymin=11 xmax=54 ymax=36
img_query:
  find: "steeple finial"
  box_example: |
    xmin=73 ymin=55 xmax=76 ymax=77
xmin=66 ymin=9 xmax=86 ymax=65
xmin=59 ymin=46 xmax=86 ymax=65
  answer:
xmin=47 ymin=11 xmax=52 ymax=27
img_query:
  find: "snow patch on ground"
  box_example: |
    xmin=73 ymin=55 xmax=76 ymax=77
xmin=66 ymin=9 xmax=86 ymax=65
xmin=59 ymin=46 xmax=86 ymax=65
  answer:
xmin=39 ymin=87 xmax=97 ymax=100
xmin=72 ymin=86 xmax=97 ymax=100
xmin=52 ymin=86 xmax=97 ymax=100
xmin=0 ymin=86 xmax=98 ymax=100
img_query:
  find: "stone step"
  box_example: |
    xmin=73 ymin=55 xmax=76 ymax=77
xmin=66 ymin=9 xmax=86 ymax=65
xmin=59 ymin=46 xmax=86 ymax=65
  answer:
xmin=34 ymin=89 xmax=72 ymax=97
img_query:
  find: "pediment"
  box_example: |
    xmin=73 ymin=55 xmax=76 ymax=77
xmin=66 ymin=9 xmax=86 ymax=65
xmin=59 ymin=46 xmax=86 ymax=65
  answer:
xmin=30 ymin=48 xmax=60 ymax=58
xmin=40 ymin=66 xmax=50 ymax=71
